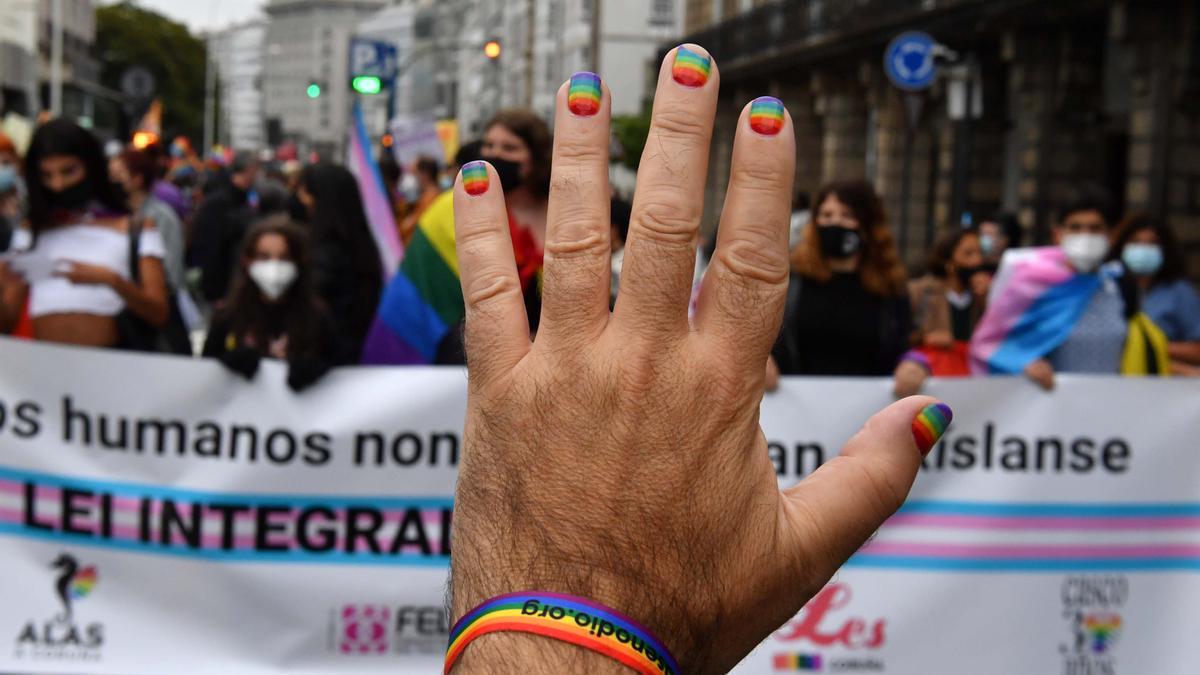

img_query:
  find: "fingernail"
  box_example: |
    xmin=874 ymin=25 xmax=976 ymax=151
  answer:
xmin=672 ymin=45 xmax=711 ymax=87
xmin=461 ymin=161 xmax=489 ymax=196
xmin=912 ymin=402 xmax=953 ymax=456
xmin=749 ymin=96 xmax=785 ymax=135
xmin=567 ymin=72 xmax=601 ymax=116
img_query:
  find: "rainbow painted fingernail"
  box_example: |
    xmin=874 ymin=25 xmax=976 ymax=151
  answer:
xmin=672 ymin=46 xmax=711 ymax=87
xmin=462 ymin=161 xmax=489 ymax=195
xmin=567 ymin=72 xmax=602 ymax=116
xmin=749 ymin=96 xmax=785 ymax=135
xmin=912 ymin=402 xmax=953 ymax=456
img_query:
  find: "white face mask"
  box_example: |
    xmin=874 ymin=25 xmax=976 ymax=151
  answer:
xmin=248 ymin=260 xmax=298 ymax=301
xmin=1060 ymin=233 xmax=1109 ymax=273
xmin=399 ymin=174 xmax=420 ymax=202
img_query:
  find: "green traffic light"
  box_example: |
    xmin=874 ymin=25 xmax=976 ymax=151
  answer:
xmin=352 ymin=76 xmax=382 ymax=95
xmin=306 ymin=83 xmax=321 ymax=98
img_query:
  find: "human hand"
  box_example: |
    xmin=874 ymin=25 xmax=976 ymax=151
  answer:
xmin=893 ymin=359 xmax=929 ymax=398
xmin=54 ymin=260 xmax=118 ymax=287
xmin=447 ymin=46 xmax=951 ymax=674
xmin=764 ymin=354 xmax=780 ymax=392
xmin=924 ymin=329 xmax=955 ymax=349
xmin=1023 ymin=358 xmax=1055 ymax=390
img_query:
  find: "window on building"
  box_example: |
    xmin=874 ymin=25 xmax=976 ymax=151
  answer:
xmin=650 ymin=0 xmax=675 ymax=26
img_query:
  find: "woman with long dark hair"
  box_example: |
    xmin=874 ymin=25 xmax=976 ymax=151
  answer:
xmin=296 ymin=163 xmax=383 ymax=361
xmin=772 ymin=179 xmax=912 ymax=376
xmin=0 ymin=119 xmax=168 ymax=347
xmin=1109 ymin=214 xmax=1200 ymax=375
xmin=202 ymin=217 xmax=342 ymax=390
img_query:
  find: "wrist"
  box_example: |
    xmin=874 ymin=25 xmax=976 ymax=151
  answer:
xmin=900 ymin=349 xmax=931 ymax=373
xmin=452 ymin=632 xmax=631 ymax=674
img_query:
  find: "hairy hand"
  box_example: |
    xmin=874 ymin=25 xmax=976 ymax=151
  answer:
xmin=449 ymin=45 xmax=946 ymax=674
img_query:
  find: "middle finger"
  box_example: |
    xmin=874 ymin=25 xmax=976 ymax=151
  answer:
xmin=613 ymin=44 xmax=719 ymax=340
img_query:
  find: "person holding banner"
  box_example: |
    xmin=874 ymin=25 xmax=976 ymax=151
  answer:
xmin=445 ymin=46 xmax=949 ymax=674
xmin=970 ymin=185 xmax=1170 ymax=388
xmin=0 ymin=119 xmax=170 ymax=349
xmin=1109 ymin=213 xmax=1200 ymax=375
xmin=296 ymin=163 xmax=384 ymax=363
xmin=771 ymin=179 xmax=912 ymax=377
xmin=202 ymin=216 xmax=341 ymax=391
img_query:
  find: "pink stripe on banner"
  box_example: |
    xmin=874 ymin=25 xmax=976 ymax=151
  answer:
xmin=862 ymin=541 xmax=1200 ymax=559
xmin=887 ymin=514 xmax=1200 ymax=531
xmin=348 ymin=101 xmax=403 ymax=275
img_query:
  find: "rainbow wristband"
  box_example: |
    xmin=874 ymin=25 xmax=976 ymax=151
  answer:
xmin=445 ymin=591 xmax=680 ymax=675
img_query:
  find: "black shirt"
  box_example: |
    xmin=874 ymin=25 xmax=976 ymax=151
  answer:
xmin=775 ymin=272 xmax=913 ymax=376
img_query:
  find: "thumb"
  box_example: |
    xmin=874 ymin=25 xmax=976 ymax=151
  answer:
xmin=779 ymin=396 xmax=951 ymax=580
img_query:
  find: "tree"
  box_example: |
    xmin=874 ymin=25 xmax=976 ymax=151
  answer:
xmin=611 ymin=112 xmax=651 ymax=171
xmin=96 ymin=2 xmax=207 ymax=145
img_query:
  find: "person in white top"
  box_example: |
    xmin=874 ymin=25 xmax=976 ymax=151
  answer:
xmin=0 ymin=119 xmax=169 ymax=348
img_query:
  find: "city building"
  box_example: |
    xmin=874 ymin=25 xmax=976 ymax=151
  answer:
xmin=0 ymin=0 xmax=102 ymax=125
xmin=675 ymin=0 xmax=1200 ymax=279
xmin=262 ymin=0 xmax=387 ymax=159
xmin=209 ymin=20 xmax=266 ymax=151
xmin=531 ymin=0 xmax=682 ymax=121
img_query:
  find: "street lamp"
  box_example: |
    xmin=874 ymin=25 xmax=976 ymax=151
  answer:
xmin=483 ymin=40 xmax=501 ymax=60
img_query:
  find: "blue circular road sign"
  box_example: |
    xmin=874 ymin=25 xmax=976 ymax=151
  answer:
xmin=884 ymin=31 xmax=938 ymax=91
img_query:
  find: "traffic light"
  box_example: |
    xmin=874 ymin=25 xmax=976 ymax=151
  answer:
xmin=483 ymin=40 xmax=501 ymax=60
xmin=351 ymin=75 xmax=382 ymax=95
xmin=306 ymin=82 xmax=322 ymax=98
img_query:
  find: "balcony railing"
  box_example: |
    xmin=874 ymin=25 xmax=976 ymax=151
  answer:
xmin=667 ymin=0 xmax=1008 ymax=76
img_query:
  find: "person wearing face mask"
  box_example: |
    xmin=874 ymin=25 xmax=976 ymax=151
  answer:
xmin=1109 ymin=214 xmax=1200 ymax=375
xmin=361 ymin=110 xmax=551 ymax=365
xmin=771 ymin=180 xmax=912 ymax=377
xmin=977 ymin=211 xmax=1021 ymax=270
xmin=397 ymin=156 xmax=443 ymax=246
xmin=0 ymin=119 xmax=170 ymax=349
xmin=202 ymin=217 xmax=342 ymax=391
xmin=295 ymin=162 xmax=384 ymax=363
xmin=970 ymin=185 xmax=1169 ymax=387
xmin=894 ymin=226 xmax=992 ymax=395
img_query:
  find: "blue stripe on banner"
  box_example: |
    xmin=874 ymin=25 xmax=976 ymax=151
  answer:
xmin=897 ymin=500 xmax=1200 ymax=517
xmin=0 ymin=523 xmax=449 ymax=566
xmin=0 ymin=465 xmax=455 ymax=510
xmin=846 ymin=555 xmax=1200 ymax=573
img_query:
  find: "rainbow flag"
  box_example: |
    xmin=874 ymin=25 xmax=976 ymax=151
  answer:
xmin=346 ymin=101 xmax=403 ymax=276
xmin=360 ymin=191 xmax=461 ymax=364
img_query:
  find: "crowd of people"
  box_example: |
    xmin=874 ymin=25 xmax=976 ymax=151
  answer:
xmin=0 ymin=113 xmax=1197 ymax=392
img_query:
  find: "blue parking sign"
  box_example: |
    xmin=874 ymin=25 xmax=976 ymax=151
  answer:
xmin=349 ymin=38 xmax=398 ymax=81
xmin=884 ymin=31 xmax=938 ymax=91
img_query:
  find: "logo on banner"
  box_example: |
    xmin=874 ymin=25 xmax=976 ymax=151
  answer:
xmin=772 ymin=583 xmax=886 ymax=672
xmin=12 ymin=552 xmax=105 ymax=662
xmin=1060 ymin=575 xmax=1127 ymax=674
xmin=331 ymin=604 xmax=448 ymax=655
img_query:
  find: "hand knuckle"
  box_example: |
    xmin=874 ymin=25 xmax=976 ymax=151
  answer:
xmin=465 ymin=272 xmax=521 ymax=311
xmin=731 ymin=162 xmax=791 ymax=195
xmin=713 ymin=236 xmax=790 ymax=285
xmin=632 ymin=198 xmax=698 ymax=245
xmin=652 ymin=108 xmax=710 ymax=141
xmin=544 ymin=228 xmax=609 ymax=259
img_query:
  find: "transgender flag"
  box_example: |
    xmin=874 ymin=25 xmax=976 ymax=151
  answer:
xmin=346 ymin=101 xmax=403 ymax=275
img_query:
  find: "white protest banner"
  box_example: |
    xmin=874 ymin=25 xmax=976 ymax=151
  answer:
xmin=0 ymin=337 xmax=1196 ymax=674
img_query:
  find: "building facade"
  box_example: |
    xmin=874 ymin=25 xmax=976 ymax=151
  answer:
xmin=531 ymin=0 xmax=682 ymax=121
xmin=0 ymin=0 xmax=100 ymax=124
xmin=676 ymin=0 xmax=1200 ymax=279
xmin=210 ymin=20 xmax=266 ymax=151
xmin=262 ymin=0 xmax=387 ymax=159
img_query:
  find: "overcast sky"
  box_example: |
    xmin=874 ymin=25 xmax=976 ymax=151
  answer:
xmin=97 ymin=0 xmax=265 ymax=34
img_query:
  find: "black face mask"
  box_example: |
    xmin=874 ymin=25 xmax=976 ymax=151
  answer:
xmin=955 ymin=264 xmax=984 ymax=287
xmin=47 ymin=179 xmax=93 ymax=211
xmin=485 ymin=156 xmax=524 ymax=193
xmin=818 ymin=224 xmax=862 ymax=259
